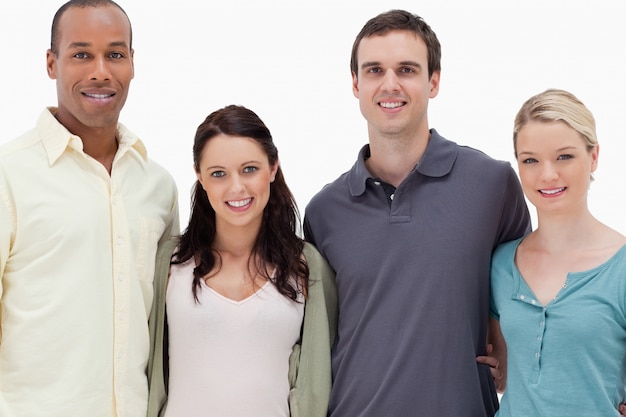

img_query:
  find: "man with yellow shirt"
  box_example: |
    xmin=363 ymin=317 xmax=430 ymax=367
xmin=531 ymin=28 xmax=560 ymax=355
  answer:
xmin=0 ymin=1 xmax=179 ymax=416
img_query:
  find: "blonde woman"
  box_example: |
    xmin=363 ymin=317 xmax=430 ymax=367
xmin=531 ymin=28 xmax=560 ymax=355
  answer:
xmin=489 ymin=89 xmax=626 ymax=416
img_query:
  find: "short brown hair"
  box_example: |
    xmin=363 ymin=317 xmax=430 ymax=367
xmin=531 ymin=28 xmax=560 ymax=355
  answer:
xmin=350 ymin=9 xmax=441 ymax=79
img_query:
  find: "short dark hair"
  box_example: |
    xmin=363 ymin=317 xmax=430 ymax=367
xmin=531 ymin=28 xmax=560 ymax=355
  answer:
xmin=350 ymin=9 xmax=441 ymax=79
xmin=50 ymin=0 xmax=132 ymax=54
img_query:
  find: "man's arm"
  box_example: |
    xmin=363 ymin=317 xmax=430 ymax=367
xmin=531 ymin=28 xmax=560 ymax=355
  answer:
xmin=0 ymin=169 xmax=16 ymax=344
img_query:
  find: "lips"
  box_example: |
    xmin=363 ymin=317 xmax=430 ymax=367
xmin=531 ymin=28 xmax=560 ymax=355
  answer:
xmin=226 ymin=197 xmax=252 ymax=208
xmin=379 ymin=101 xmax=405 ymax=109
xmin=83 ymin=92 xmax=114 ymax=99
xmin=81 ymin=88 xmax=117 ymax=103
xmin=539 ymin=187 xmax=566 ymax=195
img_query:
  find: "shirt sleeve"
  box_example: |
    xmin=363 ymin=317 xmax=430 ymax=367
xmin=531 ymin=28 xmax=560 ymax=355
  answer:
xmin=0 ymin=169 xmax=16 ymax=301
xmin=159 ymin=187 xmax=180 ymax=246
xmin=496 ymin=166 xmax=532 ymax=245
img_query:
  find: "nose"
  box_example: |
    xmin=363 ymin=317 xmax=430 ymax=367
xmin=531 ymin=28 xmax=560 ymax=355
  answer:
xmin=229 ymin=174 xmax=245 ymax=193
xmin=540 ymin=162 xmax=559 ymax=182
xmin=381 ymin=70 xmax=400 ymax=92
xmin=89 ymin=56 xmax=111 ymax=81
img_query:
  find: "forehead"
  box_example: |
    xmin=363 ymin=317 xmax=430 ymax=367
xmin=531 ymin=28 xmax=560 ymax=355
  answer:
xmin=517 ymin=121 xmax=585 ymax=147
xmin=200 ymin=135 xmax=268 ymax=164
xmin=56 ymin=5 xmax=131 ymax=48
xmin=357 ymin=30 xmax=427 ymax=63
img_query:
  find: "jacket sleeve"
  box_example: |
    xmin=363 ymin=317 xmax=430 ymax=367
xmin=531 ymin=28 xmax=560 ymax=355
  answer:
xmin=289 ymin=242 xmax=337 ymax=417
xmin=146 ymin=238 xmax=178 ymax=417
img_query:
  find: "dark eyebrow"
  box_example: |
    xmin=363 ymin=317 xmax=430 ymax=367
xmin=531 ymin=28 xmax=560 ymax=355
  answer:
xmin=241 ymin=160 xmax=262 ymax=167
xmin=361 ymin=61 xmax=381 ymax=70
xmin=67 ymin=42 xmax=91 ymax=49
xmin=360 ymin=60 xmax=422 ymax=70
xmin=67 ymin=41 xmax=129 ymax=49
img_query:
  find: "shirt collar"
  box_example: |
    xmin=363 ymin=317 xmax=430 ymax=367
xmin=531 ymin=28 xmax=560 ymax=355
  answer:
xmin=38 ymin=107 xmax=148 ymax=166
xmin=348 ymin=128 xmax=458 ymax=196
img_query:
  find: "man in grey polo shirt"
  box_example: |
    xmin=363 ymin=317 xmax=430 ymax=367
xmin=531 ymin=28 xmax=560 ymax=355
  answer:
xmin=303 ymin=9 xmax=531 ymax=417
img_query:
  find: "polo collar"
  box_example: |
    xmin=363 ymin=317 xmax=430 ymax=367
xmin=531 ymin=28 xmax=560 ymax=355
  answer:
xmin=348 ymin=129 xmax=458 ymax=196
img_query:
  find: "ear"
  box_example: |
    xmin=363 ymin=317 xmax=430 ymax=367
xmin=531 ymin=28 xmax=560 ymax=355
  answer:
xmin=429 ymin=70 xmax=440 ymax=99
xmin=129 ymin=48 xmax=135 ymax=80
xmin=195 ymin=165 xmax=206 ymax=190
xmin=590 ymin=143 xmax=599 ymax=172
xmin=46 ymin=49 xmax=57 ymax=80
xmin=270 ymin=158 xmax=280 ymax=183
xmin=352 ymin=71 xmax=359 ymax=99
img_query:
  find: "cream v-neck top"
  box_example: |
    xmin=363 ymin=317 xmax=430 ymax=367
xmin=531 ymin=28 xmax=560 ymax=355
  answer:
xmin=164 ymin=258 xmax=304 ymax=417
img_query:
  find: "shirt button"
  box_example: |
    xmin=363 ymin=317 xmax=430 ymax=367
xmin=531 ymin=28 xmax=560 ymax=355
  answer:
xmin=520 ymin=295 xmax=526 ymax=300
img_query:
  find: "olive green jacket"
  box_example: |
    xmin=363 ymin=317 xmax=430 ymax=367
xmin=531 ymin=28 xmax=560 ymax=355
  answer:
xmin=146 ymin=240 xmax=337 ymax=417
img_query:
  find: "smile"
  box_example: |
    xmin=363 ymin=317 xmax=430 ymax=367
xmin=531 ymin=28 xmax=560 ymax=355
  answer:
xmin=379 ymin=101 xmax=405 ymax=109
xmin=539 ymin=187 xmax=566 ymax=195
xmin=227 ymin=198 xmax=252 ymax=208
xmin=83 ymin=93 xmax=114 ymax=99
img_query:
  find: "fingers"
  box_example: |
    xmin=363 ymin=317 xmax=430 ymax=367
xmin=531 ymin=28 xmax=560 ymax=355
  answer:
xmin=477 ymin=352 xmax=504 ymax=393
xmin=476 ymin=354 xmax=499 ymax=370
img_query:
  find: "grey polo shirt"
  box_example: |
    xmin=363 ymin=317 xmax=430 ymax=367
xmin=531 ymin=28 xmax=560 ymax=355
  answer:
xmin=304 ymin=129 xmax=531 ymax=417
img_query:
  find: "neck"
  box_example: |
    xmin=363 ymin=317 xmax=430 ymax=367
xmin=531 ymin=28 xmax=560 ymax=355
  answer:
xmin=214 ymin=222 xmax=260 ymax=258
xmin=54 ymin=112 xmax=120 ymax=174
xmin=366 ymin=129 xmax=430 ymax=187
xmin=533 ymin=207 xmax=599 ymax=251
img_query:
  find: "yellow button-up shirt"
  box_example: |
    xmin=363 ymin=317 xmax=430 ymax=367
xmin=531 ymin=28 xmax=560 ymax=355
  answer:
xmin=0 ymin=108 xmax=179 ymax=417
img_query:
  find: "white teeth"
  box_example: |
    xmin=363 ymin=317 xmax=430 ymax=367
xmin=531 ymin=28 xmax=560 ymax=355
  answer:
xmin=227 ymin=198 xmax=251 ymax=207
xmin=84 ymin=93 xmax=112 ymax=99
xmin=540 ymin=187 xmax=565 ymax=195
xmin=380 ymin=102 xmax=403 ymax=109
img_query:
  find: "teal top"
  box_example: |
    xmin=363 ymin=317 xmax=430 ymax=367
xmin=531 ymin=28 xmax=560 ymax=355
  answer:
xmin=491 ymin=238 xmax=626 ymax=417
xmin=147 ymin=240 xmax=337 ymax=417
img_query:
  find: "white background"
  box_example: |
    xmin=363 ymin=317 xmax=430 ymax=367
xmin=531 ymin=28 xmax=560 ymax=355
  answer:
xmin=1 ymin=0 xmax=625 ymax=233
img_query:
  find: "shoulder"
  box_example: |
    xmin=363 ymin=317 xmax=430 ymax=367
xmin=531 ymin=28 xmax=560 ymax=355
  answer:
xmin=302 ymin=242 xmax=329 ymax=270
xmin=457 ymin=145 xmax=512 ymax=172
xmin=145 ymin=156 xmax=177 ymax=184
xmin=493 ymin=237 xmax=523 ymax=262
xmin=302 ymin=242 xmax=335 ymax=287
xmin=308 ymin=172 xmax=350 ymax=202
xmin=0 ymin=128 xmax=40 ymax=160
xmin=429 ymin=130 xmax=514 ymax=179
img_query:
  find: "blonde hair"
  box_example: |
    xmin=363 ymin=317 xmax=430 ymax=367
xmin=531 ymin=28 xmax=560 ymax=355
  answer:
xmin=513 ymin=88 xmax=597 ymax=157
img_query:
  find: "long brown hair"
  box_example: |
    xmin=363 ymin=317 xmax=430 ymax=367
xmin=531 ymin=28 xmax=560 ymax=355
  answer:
xmin=173 ymin=105 xmax=309 ymax=302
